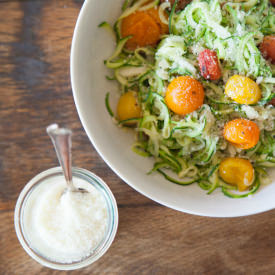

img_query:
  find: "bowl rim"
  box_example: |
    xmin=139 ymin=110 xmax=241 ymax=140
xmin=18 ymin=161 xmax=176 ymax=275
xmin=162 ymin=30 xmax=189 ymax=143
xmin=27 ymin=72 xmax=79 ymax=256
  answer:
xmin=70 ymin=0 xmax=275 ymax=218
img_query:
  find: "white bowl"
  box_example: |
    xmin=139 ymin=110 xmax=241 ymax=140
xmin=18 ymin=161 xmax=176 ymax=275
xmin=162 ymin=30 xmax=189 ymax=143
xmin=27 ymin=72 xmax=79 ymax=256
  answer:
xmin=70 ymin=0 xmax=275 ymax=217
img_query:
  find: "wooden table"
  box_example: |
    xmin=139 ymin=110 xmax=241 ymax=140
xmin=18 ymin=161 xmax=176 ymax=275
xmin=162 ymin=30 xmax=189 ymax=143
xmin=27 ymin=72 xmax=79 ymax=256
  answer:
xmin=1 ymin=1 xmax=275 ymax=274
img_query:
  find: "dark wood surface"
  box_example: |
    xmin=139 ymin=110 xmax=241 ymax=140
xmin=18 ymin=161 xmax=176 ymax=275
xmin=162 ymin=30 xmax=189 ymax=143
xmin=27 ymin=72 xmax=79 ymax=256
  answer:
xmin=0 ymin=1 xmax=275 ymax=274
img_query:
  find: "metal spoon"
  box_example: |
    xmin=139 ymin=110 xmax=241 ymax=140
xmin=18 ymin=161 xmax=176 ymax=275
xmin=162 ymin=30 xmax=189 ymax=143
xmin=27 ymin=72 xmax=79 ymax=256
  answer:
xmin=47 ymin=123 xmax=87 ymax=194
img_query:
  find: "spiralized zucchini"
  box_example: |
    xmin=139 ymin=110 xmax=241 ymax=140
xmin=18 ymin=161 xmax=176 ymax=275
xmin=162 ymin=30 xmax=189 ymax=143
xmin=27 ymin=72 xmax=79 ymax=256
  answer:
xmin=101 ymin=0 xmax=275 ymax=197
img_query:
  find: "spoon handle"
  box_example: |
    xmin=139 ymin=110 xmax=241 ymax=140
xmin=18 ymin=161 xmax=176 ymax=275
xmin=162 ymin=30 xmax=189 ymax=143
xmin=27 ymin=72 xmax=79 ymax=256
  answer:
xmin=47 ymin=124 xmax=75 ymax=191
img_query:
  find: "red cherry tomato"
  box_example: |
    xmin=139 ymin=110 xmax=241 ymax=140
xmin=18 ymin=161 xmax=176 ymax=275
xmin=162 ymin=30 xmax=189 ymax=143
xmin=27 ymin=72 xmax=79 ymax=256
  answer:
xmin=260 ymin=35 xmax=275 ymax=64
xmin=198 ymin=49 xmax=221 ymax=80
xmin=160 ymin=0 xmax=191 ymax=11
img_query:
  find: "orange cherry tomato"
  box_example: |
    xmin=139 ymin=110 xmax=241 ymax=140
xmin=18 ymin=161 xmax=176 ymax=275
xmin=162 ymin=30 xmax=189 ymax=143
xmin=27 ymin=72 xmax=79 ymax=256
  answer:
xmin=219 ymin=157 xmax=254 ymax=191
xmin=223 ymin=118 xmax=260 ymax=149
xmin=121 ymin=8 xmax=168 ymax=50
xmin=165 ymin=76 xmax=204 ymax=115
xmin=198 ymin=49 xmax=221 ymax=80
xmin=146 ymin=8 xmax=168 ymax=35
xmin=225 ymin=75 xmax=261 ymax=105
xmin=260 ymin=35 xmax=275 ymax=64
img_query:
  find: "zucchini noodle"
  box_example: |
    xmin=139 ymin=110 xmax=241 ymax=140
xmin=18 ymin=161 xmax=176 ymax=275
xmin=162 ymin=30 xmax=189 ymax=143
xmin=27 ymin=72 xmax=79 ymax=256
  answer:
xmin=159 ymin=2 xmax=171 ymax=25
xmin=138 ymin=0 xmax=160 ymax=11
xmin=101 ymin=0 xmax=275 ymax=197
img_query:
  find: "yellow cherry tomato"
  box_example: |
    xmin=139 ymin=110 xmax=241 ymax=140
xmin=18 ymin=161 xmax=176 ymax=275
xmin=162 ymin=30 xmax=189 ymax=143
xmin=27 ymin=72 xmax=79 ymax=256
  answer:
xmin=117 ymin=91 xmax=141 ymax=124
xmin=219 ymin=157 xmax=254 ymax=191
xmin=225 ymin=75 xmax=261 ymax=104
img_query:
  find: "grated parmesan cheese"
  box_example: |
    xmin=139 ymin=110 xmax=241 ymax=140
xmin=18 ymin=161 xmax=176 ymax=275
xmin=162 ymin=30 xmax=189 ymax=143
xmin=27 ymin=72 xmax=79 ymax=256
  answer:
xmin=241 ymin=105 xmax=259 ymax=119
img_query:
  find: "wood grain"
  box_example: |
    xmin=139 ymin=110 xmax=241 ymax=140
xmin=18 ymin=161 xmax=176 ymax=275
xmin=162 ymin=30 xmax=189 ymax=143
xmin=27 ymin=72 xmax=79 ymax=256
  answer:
xmin=0 ymin=1 xmax=275 ymax=274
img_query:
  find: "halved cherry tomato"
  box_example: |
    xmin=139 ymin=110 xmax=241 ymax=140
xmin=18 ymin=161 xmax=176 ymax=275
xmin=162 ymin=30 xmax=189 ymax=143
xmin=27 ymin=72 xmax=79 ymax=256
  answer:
xmin=117 ymin=91 xmax=141 ymax=124
xmin=260 ymin=35 xmax=275 ymax=64
xmin=146 ymin=8 xmax=168 ymax=34
xmin=219 ymin=157 xmax=254 ymax=191
xmin=165 ymin=76 xmax=204 ymax=115
xmin=198 ymin=49 xmax=221 ymax=80
xmin=223 ymin=118 xmax=260 ymax=149
xmin=121 ymin=8 xmax=168 ymax=50
xmin=225 ymin=75 xmax=261 ymax=105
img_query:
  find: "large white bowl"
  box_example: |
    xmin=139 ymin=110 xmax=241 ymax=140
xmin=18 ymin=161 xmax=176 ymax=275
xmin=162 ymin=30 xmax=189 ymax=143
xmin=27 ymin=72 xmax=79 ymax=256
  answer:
xmin=71 ymin=0 xmax=275 ymax=217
